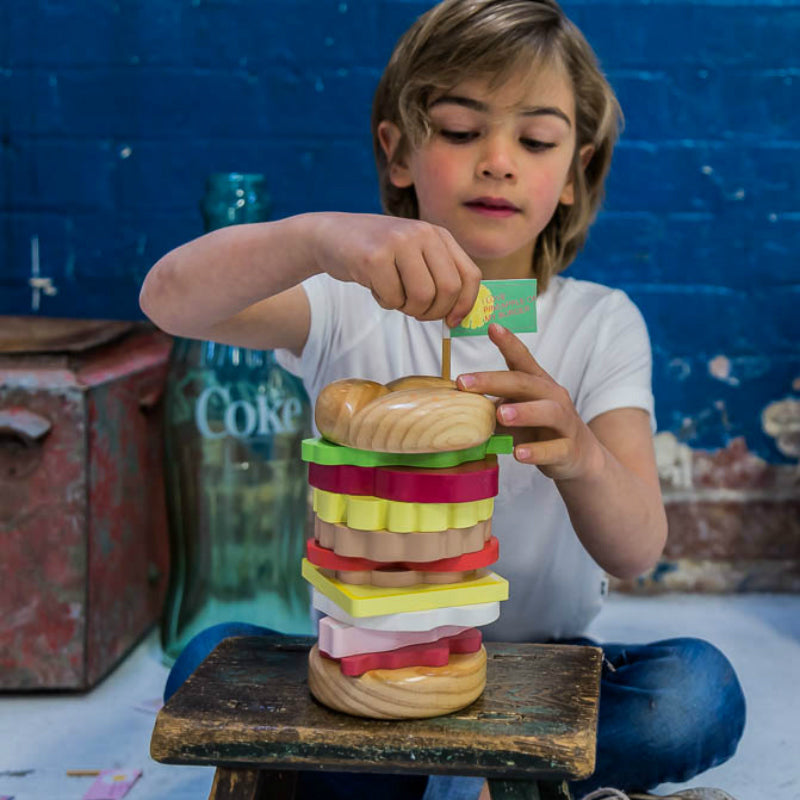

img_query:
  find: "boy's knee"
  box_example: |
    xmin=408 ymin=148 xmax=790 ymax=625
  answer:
xmin=164 ymin=621 xmax=280 ymax=702
xmin=642 ymin=637 xmax=746 ymax=764
xmin=665 ymin=637 xmax=745 ymax=715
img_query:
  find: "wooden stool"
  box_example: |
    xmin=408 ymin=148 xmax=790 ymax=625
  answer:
xmin=150 ymin=635 xmax=601 ymax=800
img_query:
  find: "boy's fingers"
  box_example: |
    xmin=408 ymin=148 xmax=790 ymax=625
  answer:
xmin=515 ymin=437 xmax=572 ymax=465
xmin=457 ymin=370 xmax=554 ymax=402
xmin=497 ymin=399 xmax=565 ymax=431
xmin=487 ymin=323 xmax=549 ymax=378
xmin=440 ymin=231 xmax=482 ymax=328
xmin=369 ymin=265 xmax=406 ymax=311
xmin=415 ymin=238 xmax=464 ymax=321
xmin=393 ymin=246 xmax=438 ymax=318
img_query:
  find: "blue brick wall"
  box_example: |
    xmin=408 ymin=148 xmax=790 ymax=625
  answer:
xmin=1 ymin=0 xmax=798 ymax=461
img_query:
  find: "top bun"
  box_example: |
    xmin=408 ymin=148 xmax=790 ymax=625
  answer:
xmin=315 ymin=376 xmax=496 ymax=454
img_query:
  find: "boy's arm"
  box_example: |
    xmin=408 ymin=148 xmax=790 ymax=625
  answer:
xmin=140 ymin=212 xmax=482 ymax=356
xmin=556 ymin=406 xmax=666 ymax=579
xmin=139 ymin=215 xmax=318 ymax=355
xmin=458 ymin=323 xmax=667 ymax=580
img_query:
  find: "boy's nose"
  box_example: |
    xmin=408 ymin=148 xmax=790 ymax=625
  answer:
xmin=477 ymin=139 xmax=516 ymax=180
xmin=480 ymin=162 xmax=514 ymax=179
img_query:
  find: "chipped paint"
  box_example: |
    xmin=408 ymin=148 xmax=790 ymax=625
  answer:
xmin=708 ymin=354 xmax=740 ymax=386
xmin=625 ymin=434 xmax=800 ymax=595
xmin=0 ymin=408 xmax=51 ymax=440
xmin=613 ymin=558 xmax=800 ymax=595
xmin=667 ymin=357 xmax=691 ymax=381
xmin=0 ymin=330 xmax=171 ymax=689
xmin=762 ymin=396 xmax=800 ymax=458
xmin=0 ymin=368 xmax=81 ymax=392
xmin=654 ymin=432 xmax=693 ymax=490
xmin=649 ymin=562 xmax=679 ymax=583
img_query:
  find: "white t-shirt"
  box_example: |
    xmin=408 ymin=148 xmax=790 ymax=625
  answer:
xmin=276 ymin=273 xmax=655 ymax=641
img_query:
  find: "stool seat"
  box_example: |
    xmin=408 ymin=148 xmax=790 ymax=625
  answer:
xmin=150 ymin=635 xmax=601 ymax=799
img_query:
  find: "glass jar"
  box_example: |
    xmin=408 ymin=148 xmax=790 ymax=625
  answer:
xmin=160 ymin=174 xmax=313 ymax=662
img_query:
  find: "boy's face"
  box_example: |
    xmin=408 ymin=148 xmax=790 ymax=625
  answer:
xmin=382 ymin=65 xmax=585 ymax=278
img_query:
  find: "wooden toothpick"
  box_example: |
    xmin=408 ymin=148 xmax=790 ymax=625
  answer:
xmin=441 ymin=322 xmax=451 ymax=381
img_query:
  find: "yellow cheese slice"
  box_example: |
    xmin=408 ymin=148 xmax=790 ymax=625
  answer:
xmin=302 ymin=559 xmax=508 ymax=617
xmin=312 ymin=488 xmax=494 ymax=532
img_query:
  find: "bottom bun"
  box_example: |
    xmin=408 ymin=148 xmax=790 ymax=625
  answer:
xmin=308 ymin=642 xmax=486 ymax=719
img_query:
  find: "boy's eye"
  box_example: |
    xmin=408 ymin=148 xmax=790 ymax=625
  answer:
xmin=439 ymin=129 xmax=479 ymax=143
xmin=521 ymin=138 xmax=556 ymax=152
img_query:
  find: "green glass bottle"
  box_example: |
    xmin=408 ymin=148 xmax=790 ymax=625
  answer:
xmin=160 ymin=173 xmax=313 ymax=662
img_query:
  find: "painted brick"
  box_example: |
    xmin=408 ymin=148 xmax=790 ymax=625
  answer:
xmin=607 ymin=142 xmax=800 ymax=214
xmin=663 ymin=500 xmax=800 ymax=559
xmin=758 ymin=214 xmax=800 ymax=264
xmin=7 ymin=68 xmax=271 ymax=139
xmin=375 ymin=2 xmax=434 ymax=64
xmin=0 ymin=213 xmax=74 ymax=285
xmin=257 ymin=138 xmax=382 ymax=215
xmin=180 ymin=0 xmax=381 ymax=69
xmin=0 ymin=210 xmax=198 ymax=319
xmin=3 ymin=1 xmax=379 ymax=69
xmin=0 ymin=68 xmax=10 ymax=127
xmin=752 ymin=284 xmax=800 ymax=350
xmin=651 ymin=352 xmax=800 ymax=458
xmin=3 ymin=1 xmax=121 ymax=68
xmin=570 ymin=3 xmax=800 ymax=69
xmin=654 ymin=215 xmax=800 ymax=288
xmin=1 ymin=139 xmax=116 ymax=212
xmin=628 ymin=285 xmax=777 ymax=355
xmin=6 ymin=65 xmax=378 ymax=140
xmin=610 ymin=67 xmax=798 ymax=141
xmin=573 ymin=213 xmax=662 ymax=286
xmin=110 ymin=139 xmax=274 ymax=213
xmin=260 ymin=65 xmax=380 ymax=137
xmin=111 ymin=137 xmax=379 ymax=216
xmin=68 ymin=211 xmax=201 ymax=284
xmin=575 ymin=212 xmax=799 ymax=288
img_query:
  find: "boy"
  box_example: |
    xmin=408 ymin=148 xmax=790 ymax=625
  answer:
xmin=141 ymin=1 xmax=744 ymax=797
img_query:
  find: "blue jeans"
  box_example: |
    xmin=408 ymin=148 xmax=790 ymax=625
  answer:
xmin=165 ymin=625 xmax=745 ymax=798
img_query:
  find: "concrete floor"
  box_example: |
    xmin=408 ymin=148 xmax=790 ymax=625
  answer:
xmin=1 ymin=593 xmax=799 ymax=800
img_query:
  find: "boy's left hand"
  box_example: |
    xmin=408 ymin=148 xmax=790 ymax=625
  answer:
xmin=456 ymin=324 xmax=602 ymax=481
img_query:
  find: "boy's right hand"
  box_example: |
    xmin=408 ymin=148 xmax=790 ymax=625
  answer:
xmin=311 ymin=212 xmax=482 ymax=328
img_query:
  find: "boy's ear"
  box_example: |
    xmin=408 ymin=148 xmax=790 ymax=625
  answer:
xmin=377 ymin=121 xmax=413 ymax=188
xmin=559 ymin=143 xmax=595 ymax=206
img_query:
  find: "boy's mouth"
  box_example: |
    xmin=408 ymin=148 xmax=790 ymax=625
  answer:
xmin=464 ymin=197 xmax=520 ymax=218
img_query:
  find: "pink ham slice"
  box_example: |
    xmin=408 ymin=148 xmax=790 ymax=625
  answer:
xmin=320 ymin=628 xmax=482 ymax=677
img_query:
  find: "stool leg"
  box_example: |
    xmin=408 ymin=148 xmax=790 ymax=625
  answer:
xmin=488 ymin=778 xmax=572 ymax=800
xmin=257 ymin=770 xmax=298 ymax=800
xmin=539 ymin=781 xmax=572 ymax=800
xmin=208 ymin=767 xmax=297 ymax=800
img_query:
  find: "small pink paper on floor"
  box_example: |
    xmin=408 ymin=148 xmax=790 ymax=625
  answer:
xmin=82 ymin=769 xmax=142 ymax=800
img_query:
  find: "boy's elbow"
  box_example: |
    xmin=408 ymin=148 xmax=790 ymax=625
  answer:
xmin=138 ymin=278 xmax=156 ymax=323
xmin=139 ymin=259 xmax=180 ymax=334
xmin=611 ymin=556 xmax=659 ymax=582
xmin=609 ymin=508 xmax=668 ymax=580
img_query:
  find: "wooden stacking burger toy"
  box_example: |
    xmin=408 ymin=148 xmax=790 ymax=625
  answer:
xmin=300 ymin=375 xmax=512 ymax=719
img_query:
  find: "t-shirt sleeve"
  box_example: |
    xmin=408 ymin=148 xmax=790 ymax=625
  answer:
xmin=273 ymin=273 xmax=384 ymax=403
xmin=576 ymin=290 xmax=656 ymax=432
xmin=274 ymin=273 xmax=330 ymax=388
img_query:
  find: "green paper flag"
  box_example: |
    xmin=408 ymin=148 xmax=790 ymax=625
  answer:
xmin=451 ymin=279 xmax=537 ymax=338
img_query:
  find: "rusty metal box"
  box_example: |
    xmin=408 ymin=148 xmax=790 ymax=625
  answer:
xmin=0 ymin=321 xmax=171 ymax=689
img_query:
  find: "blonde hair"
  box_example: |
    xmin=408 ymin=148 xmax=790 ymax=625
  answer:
xmin=371 ymin=0 xmax=622 ymax=290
